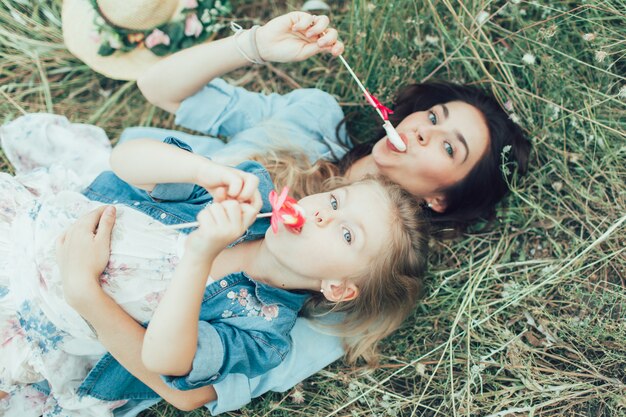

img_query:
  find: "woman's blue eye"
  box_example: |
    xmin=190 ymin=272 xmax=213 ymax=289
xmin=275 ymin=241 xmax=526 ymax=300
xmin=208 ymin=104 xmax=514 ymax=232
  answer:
xmin=444 ymin=142 xmax=454 ymax=157
xmin=330 ymin=194 xmax=338 ymax=210
xmin=428 ymin=111 xmax=437 ymax=125
xmin=343 ymin=228 xmax=352 ymax=244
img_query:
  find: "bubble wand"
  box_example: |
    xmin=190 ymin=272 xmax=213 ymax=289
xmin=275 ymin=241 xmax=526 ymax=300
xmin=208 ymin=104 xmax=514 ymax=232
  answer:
xmin=336 ymin=55 xmax=406 ymax=152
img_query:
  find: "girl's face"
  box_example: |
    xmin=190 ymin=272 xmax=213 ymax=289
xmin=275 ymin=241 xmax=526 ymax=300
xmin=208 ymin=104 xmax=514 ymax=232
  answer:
xmin=371 ymin=100 xmax=490 ymax=200
xmin=264 ymin=182 xmax=392 ymax=282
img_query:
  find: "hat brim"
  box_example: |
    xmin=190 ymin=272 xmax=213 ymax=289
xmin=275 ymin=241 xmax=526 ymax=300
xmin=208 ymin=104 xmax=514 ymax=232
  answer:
xmin=62 ymin=0 xmax=164 ymax=80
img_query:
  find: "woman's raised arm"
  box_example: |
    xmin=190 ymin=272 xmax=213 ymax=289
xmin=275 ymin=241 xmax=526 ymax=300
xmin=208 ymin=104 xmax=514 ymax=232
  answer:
xmin=137 ymin=11 xmax=343 ymax=113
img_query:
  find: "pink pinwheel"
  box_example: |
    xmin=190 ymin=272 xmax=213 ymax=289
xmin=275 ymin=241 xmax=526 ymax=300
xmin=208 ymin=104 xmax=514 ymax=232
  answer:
xmin=268 ymin=187 xmax=306 ymax=234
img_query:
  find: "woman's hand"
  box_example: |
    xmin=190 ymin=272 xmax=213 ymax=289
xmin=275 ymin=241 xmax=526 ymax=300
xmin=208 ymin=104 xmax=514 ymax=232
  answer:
xmin=256 ymin=12 xmax=344 ymax=63
xmin=195 ymin=160 xmax=262 ymax=206
xmin=185 ymin=200 xmax=260 ymax=259
xmin=56 ymin=205 xmax=117 ymax=310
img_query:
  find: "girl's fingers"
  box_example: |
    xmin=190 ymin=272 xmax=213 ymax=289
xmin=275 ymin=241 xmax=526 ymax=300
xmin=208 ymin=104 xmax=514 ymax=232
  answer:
xmin=212 ymin=187 xmax=227 ymax=202
xmin=241 ymin=203 xmax=258 ymax=227
xmin=222 ymin=200 xmax=243 ymax=225
xmin=95 ymin=206 xmax=116 ymax=243
xmin=225 ymin=174 xmax=244 ymax=198
xmin=239 ymin=174 xmax=260 ymax=203
xmin=77 ymin=205 xmax=109 ymax=233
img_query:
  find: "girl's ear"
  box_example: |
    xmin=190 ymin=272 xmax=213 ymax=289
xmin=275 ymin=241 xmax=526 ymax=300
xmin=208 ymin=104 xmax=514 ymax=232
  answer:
xmin=320 ymin=280 xmax=359 ymax=302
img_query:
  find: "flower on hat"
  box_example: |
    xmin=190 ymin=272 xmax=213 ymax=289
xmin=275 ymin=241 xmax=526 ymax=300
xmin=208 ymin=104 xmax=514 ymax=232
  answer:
xmin=185 ymin=13 xmax=203 ymax=37
xmin=268 ymin=187 xmax=306 ymax=234
xmin=88 ymin=0 xmax=232 ymax=58
xmin=145 ymin=29 xmax=171 ymax=49
xmin=127 ymin=33 xmax=145 ymax=44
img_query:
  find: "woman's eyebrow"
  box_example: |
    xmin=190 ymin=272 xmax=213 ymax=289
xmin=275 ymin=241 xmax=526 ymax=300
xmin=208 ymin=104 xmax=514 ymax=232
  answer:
xmin=440 ymin=104 xmax=470 ymax=162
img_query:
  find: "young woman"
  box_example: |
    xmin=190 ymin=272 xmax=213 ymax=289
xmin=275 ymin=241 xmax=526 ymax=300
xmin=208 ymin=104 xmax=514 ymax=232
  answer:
xmin=133 ymin=11 xmax=532 ymax=225
xmin=0 ymin=129 xmax=428 ymax=414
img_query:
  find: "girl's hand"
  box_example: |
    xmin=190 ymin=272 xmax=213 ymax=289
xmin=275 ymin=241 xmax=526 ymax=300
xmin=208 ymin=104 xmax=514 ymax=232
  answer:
xmin=56 ymin=205 xmax=117 ymax=309
xmin=256 ymin=12 xmax=344 ymax=63
xmin=185 ymin=200 xmax=260 ymax=258
xmin=195 ymin=160 xmax=262 ymax=207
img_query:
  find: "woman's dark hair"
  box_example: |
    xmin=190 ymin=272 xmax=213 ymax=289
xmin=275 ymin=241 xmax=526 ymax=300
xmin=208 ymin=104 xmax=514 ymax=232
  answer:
xmin=338 ymin=82 xmax=532 ymax=228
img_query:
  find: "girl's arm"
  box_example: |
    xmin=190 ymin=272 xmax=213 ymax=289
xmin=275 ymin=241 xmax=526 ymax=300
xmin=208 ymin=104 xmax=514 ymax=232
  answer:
xmin=142 ymin=200 xmax=259 ymax=375
xmin=110 ymin=138 xmax=261 ymax=206
xmin=57 ymin=206 xmax=216 ymax=411
xmin=137 ymin=12 xmax=343 ymax=113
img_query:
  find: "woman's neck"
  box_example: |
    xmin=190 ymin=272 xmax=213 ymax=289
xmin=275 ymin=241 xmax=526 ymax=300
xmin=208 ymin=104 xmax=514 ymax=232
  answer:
xmin=209 ymin=240 xmax=320 ymax=292
xmin=345 ymin=154 xmax=379 ymax=182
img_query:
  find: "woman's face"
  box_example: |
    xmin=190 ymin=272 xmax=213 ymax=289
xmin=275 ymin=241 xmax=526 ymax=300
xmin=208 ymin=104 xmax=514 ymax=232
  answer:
xmin=371 ymin=100 xmax=490 ymax=201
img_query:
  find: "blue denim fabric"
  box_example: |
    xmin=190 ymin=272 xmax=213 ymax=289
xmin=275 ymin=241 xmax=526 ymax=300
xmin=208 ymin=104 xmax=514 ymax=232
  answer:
xmin=78 ymin=274 xmax=310 ymax=401
xmin=119 ymin=78 xmax=352 ymax=165
xmin=77 ymin=136 xmax=311 ymax=401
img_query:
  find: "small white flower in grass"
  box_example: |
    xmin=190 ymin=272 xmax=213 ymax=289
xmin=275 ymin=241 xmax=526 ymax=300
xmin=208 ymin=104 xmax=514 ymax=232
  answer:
xmin=425 ymin=35 xmax=439 ymax=45
xmin=509 ymin=113 xmax=521 ymax=124
xmin=595 ymin=50 xmax=608 ymax=63
xmin=289 ymin=384 xmax=305 ymax=404
xmin=548 ymin=103 xmax=560 ymax=120
xmin=415 ymin=362 xmax=426 ymax=376
xmin=504 ymin=99 xmax=514 ymax=111
xmin=522 ymin=53 xmax=536 ymax=65
xmin=582 ymin=33 xmax=596 ymax=41
xmin=619 ymin=85 xmax=626 ymax=99
xmin=476 ymin=10 xmax=489 ymax=25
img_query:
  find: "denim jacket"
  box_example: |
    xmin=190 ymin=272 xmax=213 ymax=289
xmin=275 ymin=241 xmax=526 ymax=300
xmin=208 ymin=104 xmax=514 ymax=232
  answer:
xmin=75 ymin=137 xmax=311 ymax=401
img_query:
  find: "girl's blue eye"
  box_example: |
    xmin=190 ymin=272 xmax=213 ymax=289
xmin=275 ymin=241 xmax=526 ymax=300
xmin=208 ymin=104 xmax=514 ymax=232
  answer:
xmin=330 ymin=194 xmax=338 ymax=210
xmin=343 ymin=228 xmax=352 ymax=244
xmin=444 ymin=142 xmax=454 ymax=157
xmin=428 ymin=111 xmax=437 ymax=125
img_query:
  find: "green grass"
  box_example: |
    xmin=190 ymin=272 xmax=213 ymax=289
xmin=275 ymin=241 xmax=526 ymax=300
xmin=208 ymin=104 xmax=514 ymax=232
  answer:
xmin=1 ymin=0 xmax=625 ymax=415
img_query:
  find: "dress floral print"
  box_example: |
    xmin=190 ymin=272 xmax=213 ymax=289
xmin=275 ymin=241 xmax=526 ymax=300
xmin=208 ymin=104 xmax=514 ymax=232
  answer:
xmin=0 ymin=115 xmax=181 ymax=416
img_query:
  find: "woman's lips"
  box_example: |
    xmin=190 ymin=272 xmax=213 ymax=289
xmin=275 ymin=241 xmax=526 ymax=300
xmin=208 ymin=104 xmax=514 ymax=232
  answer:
xmin=386 ymin=133 xmax=409 ymax=152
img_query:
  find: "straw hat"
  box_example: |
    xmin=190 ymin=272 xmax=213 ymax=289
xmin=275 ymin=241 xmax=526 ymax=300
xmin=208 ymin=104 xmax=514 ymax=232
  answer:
xmin=62 ymin=0 xmax=231 ymax=80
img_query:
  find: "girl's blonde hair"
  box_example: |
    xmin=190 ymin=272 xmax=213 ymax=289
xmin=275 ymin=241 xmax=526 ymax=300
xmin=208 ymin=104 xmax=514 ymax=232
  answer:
xmin=252 ymin=149 xmax=429 ymax=365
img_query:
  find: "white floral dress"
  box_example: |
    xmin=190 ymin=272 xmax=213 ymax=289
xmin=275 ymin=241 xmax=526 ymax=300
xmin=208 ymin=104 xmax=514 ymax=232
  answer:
xmin=0 ymin=114 xmax=187 ymax=416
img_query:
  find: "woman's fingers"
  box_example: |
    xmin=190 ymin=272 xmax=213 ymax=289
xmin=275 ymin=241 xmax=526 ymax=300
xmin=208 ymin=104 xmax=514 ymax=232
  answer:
xmin=291 ymin=13 xmax=316 ymax=32
xmin=305 ymin=15 xmax=330 ymax=38
xmin=317 ymin=28 xmax=337 ymax=47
